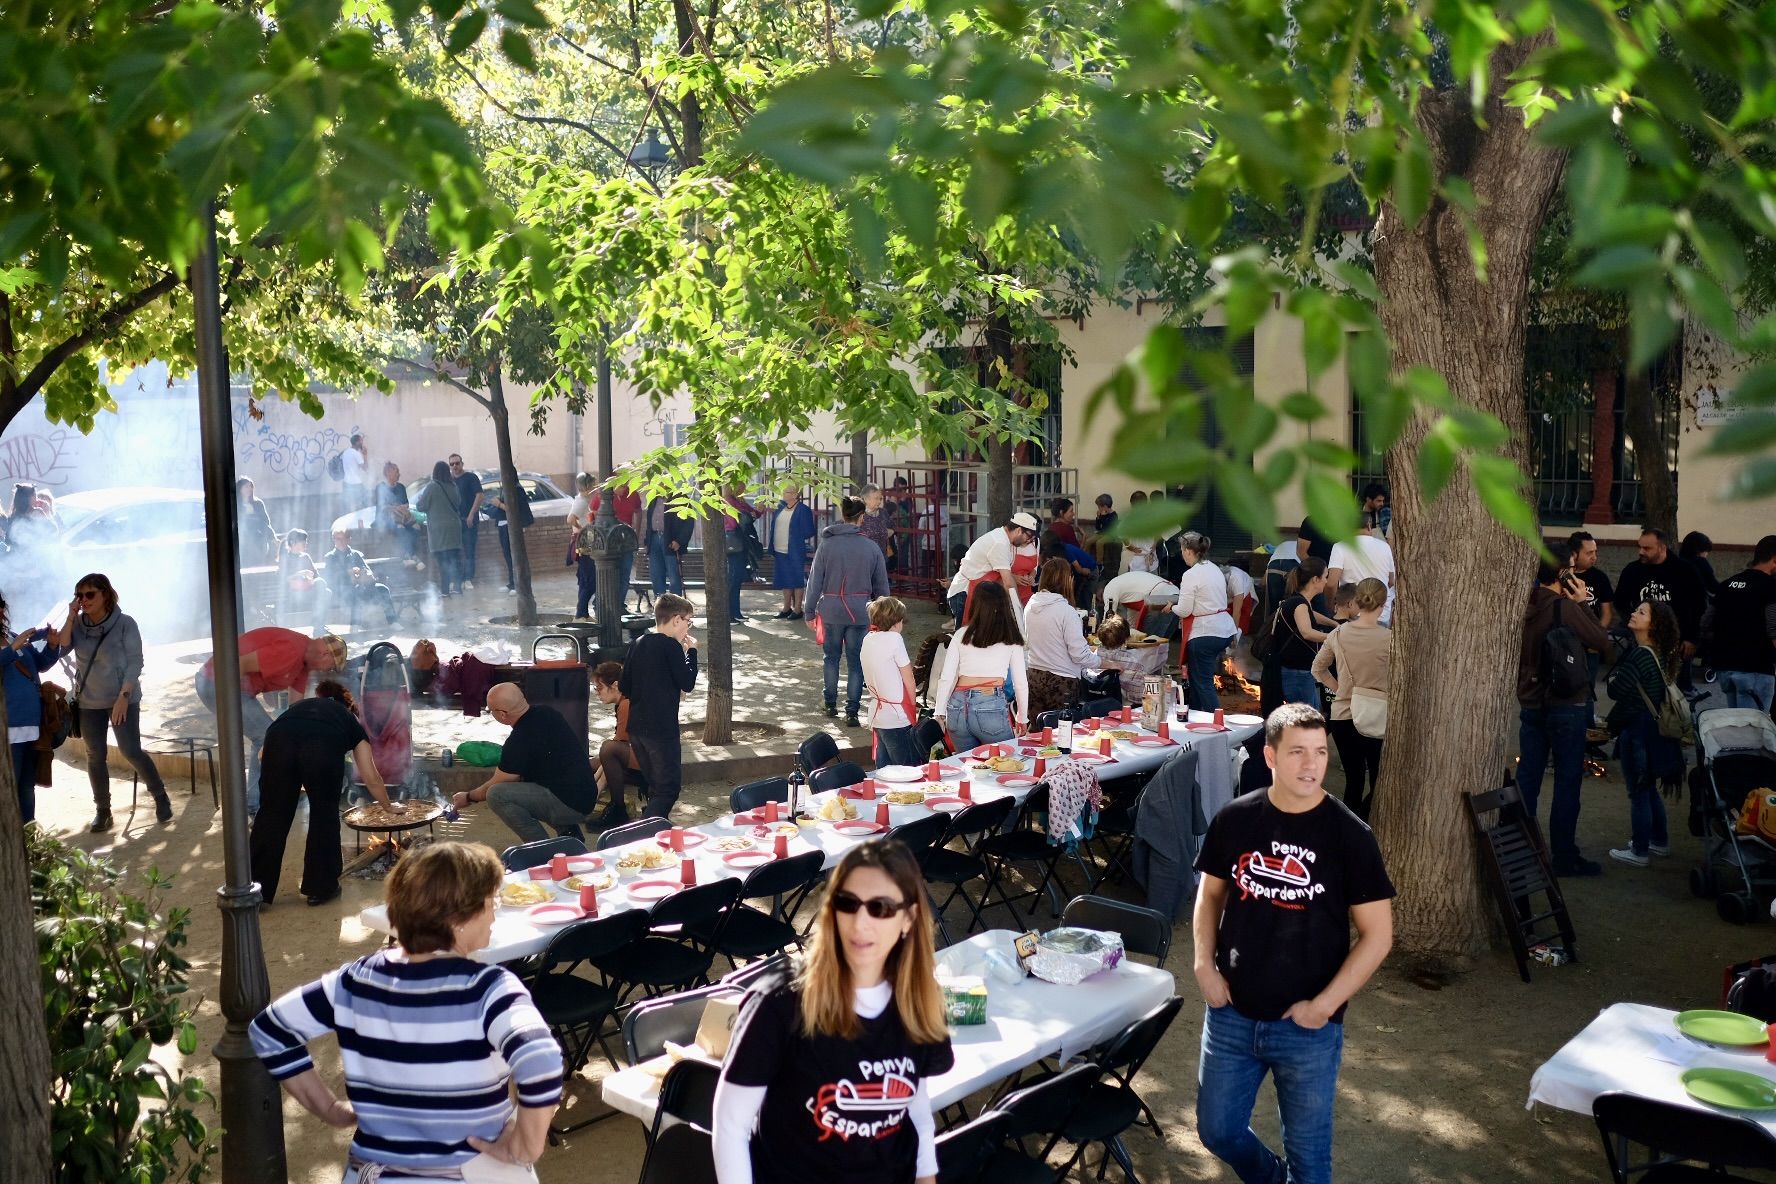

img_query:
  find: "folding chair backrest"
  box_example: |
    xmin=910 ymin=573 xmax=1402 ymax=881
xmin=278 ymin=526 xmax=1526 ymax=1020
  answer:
xmin=731 ymin=776 xmax=789 ymax=813
xmin=657 ymin=1057 xmax=722 ymax=1131
xmin=798 ymin=732 xmax=840 ymax=772
xmin=946 ymin=796 xmax=1015 ymax=843
xmin=597 ymin=816 xmax=673 ymax=850
xmin=738 ymin=849 xmax=825 ymax=900
xmin=994 ymin=1061 xmax=1097 ymax=1141
xmin=810 ymin=761 xmax=867 ymax=794
xmin=638 ymin=1120 xmax=717 ymax=1184
xmin=1013 ymin=783 xmax=1052 ymax=831
xmin=886 ymin=811 xmax=950 ymax=861
xmin=721 ymin=953 xmax=790 ymax=990
xmin=540 ymin=909 xmax=649 ymax=974
xmin=1095 ymin=995 xmax=1184 ymax=1079
xmin=1032 ymin=708 xmax=1076 ymax=731
xmin=1059 ymin=895 xmax=1172 ymax=967
xmin=501 ymin=835 xmax=590 ymax=872
xmin=1080 ymin=695 xmax=1122 ymax=718
xmin=1593 ymin=1091 xmax=1776 ymax=1179
xmin=935 ymin=1109 xmax=1012 ymax=1184
xmin=913 ymin=717 xmax=950 ymax=758
xmin=624 ymin=984 xmax=730 ymax=1064
xmin=648 ymin=877 xmax=743 ymax=930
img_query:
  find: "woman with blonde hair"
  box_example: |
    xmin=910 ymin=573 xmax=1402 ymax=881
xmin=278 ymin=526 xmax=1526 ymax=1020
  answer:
xmin=861 ymin=596 xmax=925 ymax=766
xmin=1311 ymin=577 xmax=1391 ymax=820
xmin=715 ymin=839 xmax=952 ymax=1184
xmin=251 ymin=841 xmax=562 ymax=1179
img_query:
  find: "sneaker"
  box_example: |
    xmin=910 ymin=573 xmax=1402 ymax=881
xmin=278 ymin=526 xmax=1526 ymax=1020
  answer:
xmin=304 ymin=886 xmax=342 ymax=907
xmin=788 ymin=611 xmax=804 ymax=620
xmin=505 ymin=585 xmax=515 ymax=593
xmin=775 ymin=609 xmax=792 ymax=619
xmin=824 ymin=704 xmax=839 ymax=719
xmin=1552 ymin=855 xmax=1603 ymax=877
xmin=1608 ymin=847 xmax=1650 ymax=868
xmin=1648 ymin=842 xmax=1672 ymax=857
xmin=153 ymin=795 xmax=174 ymax=824
xmin=89 ymin=811 xmax=114 ymax=834
xmin=464 ymin=579 xmax=475 ymax=590
xmin=845 ymin=713 xmax=861 ymax=728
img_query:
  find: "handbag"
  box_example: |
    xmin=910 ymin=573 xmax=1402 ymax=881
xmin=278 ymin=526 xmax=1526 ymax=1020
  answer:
xmin=1333 ymin=628 xmax=1388 ymax=739
xmin=1635 ymin=650 xmax=1694 ymax=744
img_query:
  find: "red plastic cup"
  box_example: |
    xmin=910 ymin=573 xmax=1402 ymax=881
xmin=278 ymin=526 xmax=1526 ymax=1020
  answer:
xmin=925 ymin=759 xmax=940 ymax=779
xmin=579 ymin=884 xmax=599 ymax=915
xmin=1214 ymin=708 xmax=1225 ymax=728
xmin=960 ymin=780 xmax=973 ymax=801
xmin=1158 ymin=720 xmax=1171 ymax=741
xmin=680 ymin=857 xmax=697 ymax=885
xmin=773 ymin=833 xmax=789 ymax=859
xmin=1766 ymin=1024 xmax=1776 ymax=1062
xmin=764 ymin=799 xmax=779 ymax=822
xmin=669 ymin=829 xmax=685 ymax=852
xmin=1084 ymin=717 xmax=1098 ymax=731
xmin=860 ymin=780 xmax=877 ymax=800
xmin=550 ymin=854 xmax=569 ymax=881
xmin=875 ymin=802 xmax=891 ymax=827
xmin=1041 ymin=727 xmax=1053 ymax=744
xmin=1034 ymin=757 xmax=1047 ymax=777
xmin=1100 ymin=735 xmax=1112 ymax=757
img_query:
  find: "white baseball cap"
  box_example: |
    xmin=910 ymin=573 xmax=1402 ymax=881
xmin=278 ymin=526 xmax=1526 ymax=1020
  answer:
xmin=1010 ymin=512 xmax=1040 ymax=532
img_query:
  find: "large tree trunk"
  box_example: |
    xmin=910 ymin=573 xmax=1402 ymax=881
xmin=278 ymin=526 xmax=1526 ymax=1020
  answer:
xmin=0 ymin=694 xmax=52 ymax=1181
xmin=488 ymin=371 xmax=539 ymax=626
xmin=1370 ymin=37 xmax=1566 ymax=966
xmin=982 ymin=302 xmax=1016 ymax=526
xmin=851 ymin=429 xmax=869 ymax=491
xmin=1620 ymin=327 xmax=1677 ymax=537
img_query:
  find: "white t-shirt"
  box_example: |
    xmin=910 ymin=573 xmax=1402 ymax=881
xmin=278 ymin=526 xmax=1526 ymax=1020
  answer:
xmin=1328 ymin=533 xmax=1396 ymax=621
xmin=931 ymin=630 xmax=1029 ymax=724
xmin=569 ymin=493 xmax=593 ymax=528
xmin=860 ymin=630 xmax=915 ymax=730
xmin=1124 ymin=539 xmax=1158 ymax=573
xmin=1101 ymin=571 xmax=1179 ymax=614
xmin=771 ymin=507 xmax=794 ymax=554
xmin=341 ymin=448 xmax=367 ymax=489
xmin=947 ymin=527 xmax=1014 ymax=596
xmin=1174 ymin=561 xmax=1237 ymax=638
xmin=1224 ymin=566 xmax=1254 ymax=627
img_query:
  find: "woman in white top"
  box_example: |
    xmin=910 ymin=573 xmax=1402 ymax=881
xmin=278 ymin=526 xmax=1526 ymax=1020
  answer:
xmin=860 ymin=596 xmax=925 ymax=767
xmin=1024 ymin=558 xmax=1101 ymax=718
xmin=1171 ymin=531 xmax=1239 ymax=711
xmin=932 ymin=580 xmax=1029 ymax=751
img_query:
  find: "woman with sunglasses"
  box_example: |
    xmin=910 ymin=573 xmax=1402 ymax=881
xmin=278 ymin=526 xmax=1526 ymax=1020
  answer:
xmin=715 ymin=840 xmax=952 ymax=1184
xmin=49 ymin=573 xmax=172 ymax=832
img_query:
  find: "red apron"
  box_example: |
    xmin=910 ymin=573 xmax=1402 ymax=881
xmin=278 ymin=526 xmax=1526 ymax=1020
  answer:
xmin=867 ymin=627 xmax=920 ymax=763
xmin=960 ymin=570 xmax=1003 ymax=625
xmin=1011 ymin=550 xmax=1040 ymax=605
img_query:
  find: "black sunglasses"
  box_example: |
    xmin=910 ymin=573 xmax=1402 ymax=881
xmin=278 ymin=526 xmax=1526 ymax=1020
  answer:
xmin=832 ymin=890 xmax=910 ymax=919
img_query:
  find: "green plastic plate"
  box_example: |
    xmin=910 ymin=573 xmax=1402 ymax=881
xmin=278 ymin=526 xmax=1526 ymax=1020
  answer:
xmin=1681 ymin=1067 xmax=1776 ymax=1111
xmin=1674 ymin=1009 xmax=1769 ymax=1047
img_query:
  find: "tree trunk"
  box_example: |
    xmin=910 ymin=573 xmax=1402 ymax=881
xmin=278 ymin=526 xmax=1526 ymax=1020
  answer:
xmin=700 ymin=507 xmax=734 ymax=745
xmin=1369 ymin=36 xmax=1566 ymax=967
xmin=982 ymin=302 xmax=1016 ymax=526
xmin=0 ymin=692 xmax=52 ymax=1182
xmin=851 ymin=429 xmax=869 ymax=492
xmin=488 ymin=371 xmax=539 ymax=626
xmin=1620 ymin=328 xmax=1677 ymax=537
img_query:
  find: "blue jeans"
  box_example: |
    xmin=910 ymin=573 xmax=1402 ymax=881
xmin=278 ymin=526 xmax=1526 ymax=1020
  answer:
xmin=1186 ymin=633 xmax=1235 ymax=711
xmin=823 ymin=621 xmax=868 ymax=714
xmin=727 ymin=549 xmax=748 ymax=618
xmin=1197 ymin=1004 xmax=1343 ymax=1184
xmin=875 ymin=725 xmax=926 ymax=768
xmin=1719 ymin=671 xmax=1776 ymax=713
xmin=461 ymin=519 xmax=479 ymax=581
xmin=1280 ymin=667 xmax=1320 ymax=708
xmin=947 ymin=591 xmax=968 ymax=624
xmin=619 ymin=548 xmax=635 ymax=609
xmin=434 ymin=548 xmax=463 ymax=595
xmin=945 ymin=687 xmax=1014 ymax=752
xmin=1615 ymin=714 xmax=1675 ymax=856
xmin=1516 ymin=703 xmax=1589 ymax=860
xmin=649 ymin=535 xmax=683 ymax=595
xmin=576 ymin=553 xmax=596 ymax=617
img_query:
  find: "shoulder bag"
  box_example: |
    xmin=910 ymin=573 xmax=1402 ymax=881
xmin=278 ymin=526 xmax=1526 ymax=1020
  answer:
xmin=66 ymin=623 xmax=119 ymax=740
xmin=1333 ymin=627 xmax=1388 ymax=739
xmin=1634 ymin=649 xmax=1694 ymax=744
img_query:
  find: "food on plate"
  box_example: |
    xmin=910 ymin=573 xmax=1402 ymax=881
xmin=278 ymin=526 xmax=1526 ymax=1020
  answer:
xmin=885 ymin=789 xmax=927 ymax=805
xmin=562 ymin=872 xmax=616 ymax=893
xmin=1104 ymin=729 xmax=1139 ymax=740
xmin=818 ymin=796 xmax=859 ymax=822
xmin=752 ymin=822 xmax=803 ymax=838
xmin=709 ymin=835 xmax=756 ymax=853
xmin=498 ymin=881 xmax=554 ymax=907
xmin=971 ymin=755 xmax=1024 ymax=773
xmin=616 ymin=846 xmax=677 ymax=871
xmin=1035 ymin=746 xmax=1063 ymax=757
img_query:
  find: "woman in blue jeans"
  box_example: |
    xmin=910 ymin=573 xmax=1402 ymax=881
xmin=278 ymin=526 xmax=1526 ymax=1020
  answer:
xmin=1606 ymin=600 xmax=1683 ymax=867
xmin=1170 ymin=532 xmax=1240 ymax=711
xmin=933 ymin=581 xmax=1029 ymax=751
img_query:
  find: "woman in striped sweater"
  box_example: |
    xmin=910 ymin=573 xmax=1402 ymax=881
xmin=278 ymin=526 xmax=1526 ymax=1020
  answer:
xmin=251 ymin=842 xmax=563 ymax=1181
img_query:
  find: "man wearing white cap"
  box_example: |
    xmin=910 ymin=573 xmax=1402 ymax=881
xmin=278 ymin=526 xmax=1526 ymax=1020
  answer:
xmin=947 ymin=512 xmax=1040 ymax=624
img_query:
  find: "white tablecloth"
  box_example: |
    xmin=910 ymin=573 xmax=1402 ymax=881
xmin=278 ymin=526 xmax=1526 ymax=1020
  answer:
xmin=358 ymin=709 xmax=1259 ymax=964
xmin=1527 ymin=1001 xmax=1776 ymax=1129
xmin=598 ymin=929 xmax=1176 ymax=1123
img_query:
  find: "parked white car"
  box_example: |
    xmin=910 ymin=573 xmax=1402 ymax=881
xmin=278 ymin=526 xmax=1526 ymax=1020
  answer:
xmin=328 ymin=469 xmax=574 ymax=535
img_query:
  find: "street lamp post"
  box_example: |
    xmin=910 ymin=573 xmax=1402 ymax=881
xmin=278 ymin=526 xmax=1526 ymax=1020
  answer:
xmin=588 ymin=337 xmax=636 ymax=661
xmin=191 ymin=202 xmax=286 ymax=1183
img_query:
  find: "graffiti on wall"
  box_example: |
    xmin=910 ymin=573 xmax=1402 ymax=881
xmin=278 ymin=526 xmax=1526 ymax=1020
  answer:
xmin=230 ymin=400 xmax=348 ymax=484
xmin=0 ymin=428 xmax=79 ymax=488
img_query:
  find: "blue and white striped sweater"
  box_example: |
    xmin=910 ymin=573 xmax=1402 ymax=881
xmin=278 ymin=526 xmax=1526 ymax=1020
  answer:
xmin=250 ymin=951 xmax=563 ymax=1169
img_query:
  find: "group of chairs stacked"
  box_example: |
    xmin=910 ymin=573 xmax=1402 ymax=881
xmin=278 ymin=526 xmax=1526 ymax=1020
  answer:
xmin=626 ymin=900 xmax=1185 ymax=1184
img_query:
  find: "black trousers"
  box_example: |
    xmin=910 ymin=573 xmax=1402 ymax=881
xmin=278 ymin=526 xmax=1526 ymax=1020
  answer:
xmin=631 ymin=731 xmax=682 ymax=820
xmin=250 ymin=739 xmax=346 ymax=902
xmin=1329 ymin=718 xmax=1383 ymax=822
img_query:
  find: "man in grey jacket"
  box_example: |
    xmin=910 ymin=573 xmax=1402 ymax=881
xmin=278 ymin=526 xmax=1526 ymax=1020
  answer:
xmin=804 ymin=496 xmax=890 ymax=727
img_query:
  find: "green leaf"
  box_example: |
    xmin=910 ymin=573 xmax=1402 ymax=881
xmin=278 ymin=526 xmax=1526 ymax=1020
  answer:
xmin=177 ymin=1022 xmax=198 ymax=1057
xmin=445 ymin=9 xmax=487 ymax=55
xmin=499 ymin=29 xmax=537 ymax=71
xmin=1392 ymin=132 xmax=1433 ymax=227
xmin=1214 ymin=461 xmax=1275 ymax=537
xmin=1628 ymin=286 xmax=1680 ymax=372
xmin=1572 ymin=245 xmax=1664 ymax=291
xmin=1300 ymin=439 xmax=1359 ymax=469
xmin=1278 ymin=391 xmax=1327 ymax=421
xmin=493 ymin=0 xmax=548 ymax=29
xmin=1471 ymin=457 xmax=1542 ymax=550
xmin=1417 ymin=433 xmax=1457 ymax=502
xmin=1303 ymin=469 xmax=1360 ymax=541
xmin=1567 ymin=140 xmax=1627 ymax=220
xmin=1724 ymin=458 xmax=1776 ymax=500
xmin=1702 ymin=409 xmax=1776 ymax=457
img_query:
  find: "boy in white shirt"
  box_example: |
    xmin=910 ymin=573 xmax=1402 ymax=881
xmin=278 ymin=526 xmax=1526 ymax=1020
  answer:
xmin=860 ymin=596 xmax=925 ymax=767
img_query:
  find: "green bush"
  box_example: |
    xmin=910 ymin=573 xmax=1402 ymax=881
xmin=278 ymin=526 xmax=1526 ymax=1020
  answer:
xmin=29 ymin=826 xmax=216 ymax=1184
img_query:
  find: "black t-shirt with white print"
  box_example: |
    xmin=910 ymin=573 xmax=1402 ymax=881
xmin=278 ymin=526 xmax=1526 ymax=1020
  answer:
xmin=724 ymin=973 xmax=954 ymax=1184
xmin=1573 ymin=567 xmax=1613 ymax=623
xmin=1193 ymin=788 xmax=1396 ymax=1023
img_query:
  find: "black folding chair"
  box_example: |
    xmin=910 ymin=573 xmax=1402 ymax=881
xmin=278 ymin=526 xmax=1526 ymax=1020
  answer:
xmin=977 ymin=785 xmax=1068 ymax=929
xmin=636 ymin=1117 xmax=717 ymax=1184
xmin=597 ymin=816 xmax=673 ymax=851
xmin=730 ymin=776 xmax=788 ymax=813
xmin=527 ymin=910 xmax=650 ymax=1136
xmin=720 ymin=951 xmax=790 ymax=990
xmin=1593 ymin=1090 xmax=1776 ymax=1182
xmin=1055 ymin=996 xmax=1185 ymax=1182
xmin=810 ymin=760 xmax=867 ymax=794
xmin=936 ymin=1110 xmax=1013 ymax=1184
xmin=1059 ymin=895 xmax=1172 ymax=967
xmin=501 ymin=835 xmax=589 ymax=871
xmin=623 ymin=983 xmax=732 ymax=1065
xmin=1086 ymin=776 xmax=1148 ymax=891
xmin=925 ymin=796 xmax=1016 ymax=944
xmin=914 ymin=716 xmax=951 ymax=759
xmin=648 ymin=1057 xmax=721 ymax=1144
xmin=988 ymin=1062 xmax=1098 ymax=1183
xmin=595 ymin=878 xmax=743 ymax=1003
xmin=1079 ymin=696 xmax=1121 ymax=718
xmin=798 ymin=732 xmax=840 ymax=772
xmin=1033 ymin=708 xmax=1081 ymax=731
xmin=686 ymin=850 xmax=825 ymax=967
xmin=887 ymin=811 xmax=951 ymax=872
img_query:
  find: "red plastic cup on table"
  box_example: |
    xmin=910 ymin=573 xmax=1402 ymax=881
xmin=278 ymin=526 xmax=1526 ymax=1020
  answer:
xmin=960 ymin=780 xmax=973 ymax=802
xmin=1041 ymin=727 xmax=1053 ymax=745
xmin=1767 ymin=1024 xmax=1776 ymax=1062
xmin=1034 ymin=757 xmax=1047 ymax=777
xmin=925 ymin=759 xmax=940 ymax=779
xmin=579 ymin=883 xmax=599 ymax=915
xmin=764 ymin=799 xmax=779 ymax=822
xmin=1099 ymin=735 xmax=1112 ymax=757
xmin=1084 ymin=717 xmax=1098 ymax=731
xmin=669 ymin=828 xmax=685 ymax=852
xmin=1214 ymin=708 xmax=1225 ymax=728
xmin=875 ymin=802 xmax=891 ymax=827
xmin=773 ymin=833 xmax=789 ymax=859
xmin=861 ymin=780 xmax=877 ymax=800
xmin=1158 ymin=719 xmax=1171 ymax=741
xmin=680 ymin=856 xmax=697 ymax=886
xmin=550 ymin=854 xmax=569 ymax=881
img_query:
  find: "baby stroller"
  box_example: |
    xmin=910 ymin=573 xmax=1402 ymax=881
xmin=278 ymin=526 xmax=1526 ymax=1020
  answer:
xmin=1689 ymin=707 xmax=1776 ymax=923
xmin=355 ymin=641 xmax=414 ymax=797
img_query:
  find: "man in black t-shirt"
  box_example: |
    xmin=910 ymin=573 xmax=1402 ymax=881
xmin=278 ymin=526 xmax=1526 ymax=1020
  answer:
xmin=1567 ymin=530 xmax=1613 ymax=716
xmin=448 ymin=453 xmax=484 ymax=589
xmin=1614 ymin=529 xmax=1706 ymax=683
xmin=1702 ymin=534 xmax=1776 ymax=712
xmin=451 ymin=683 xmax=597 ymax=842
xmin=1193 ymin=702 xmax=1395 ymax=1184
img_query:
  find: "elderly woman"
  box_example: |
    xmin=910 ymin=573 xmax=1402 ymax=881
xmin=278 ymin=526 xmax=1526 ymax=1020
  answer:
xmin=1024 ymin=557 xmax=1101 ymax=718
xmin=251 ymin=841 xmax=563 ymax=1181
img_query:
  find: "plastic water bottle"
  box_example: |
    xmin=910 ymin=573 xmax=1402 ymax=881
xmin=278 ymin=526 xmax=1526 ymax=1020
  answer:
xmin=441 ymin=747 xmax=454 ymax=768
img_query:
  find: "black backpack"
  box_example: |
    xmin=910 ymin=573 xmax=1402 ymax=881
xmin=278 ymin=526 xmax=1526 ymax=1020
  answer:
xmin=1540 ymin=601 xmax=1590 ymax=699
xmin=326 ymin=452 xmax=344 ymax=481
xmin=1727 ymin=960 xmax=1776 ymax=1023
